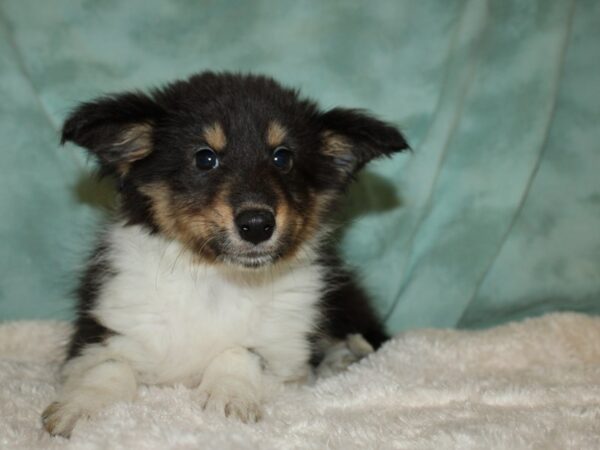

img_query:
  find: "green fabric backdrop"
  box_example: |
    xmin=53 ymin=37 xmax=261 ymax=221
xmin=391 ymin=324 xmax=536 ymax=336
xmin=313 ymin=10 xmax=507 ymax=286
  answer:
xmin=0 ymin=0 xmax=598 ymax=332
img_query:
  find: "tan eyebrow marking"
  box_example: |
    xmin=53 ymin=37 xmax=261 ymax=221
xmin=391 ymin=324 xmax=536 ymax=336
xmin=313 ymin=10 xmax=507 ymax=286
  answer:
xmin=203 ymin=123 xmax=227 ymax=151
xmin=266 ymin=120 xmax=287 ymax=147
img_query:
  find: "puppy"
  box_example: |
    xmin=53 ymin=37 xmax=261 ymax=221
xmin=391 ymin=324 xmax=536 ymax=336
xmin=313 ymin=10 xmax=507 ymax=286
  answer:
xmin=42 ymin=72 xmax=409 ymax=437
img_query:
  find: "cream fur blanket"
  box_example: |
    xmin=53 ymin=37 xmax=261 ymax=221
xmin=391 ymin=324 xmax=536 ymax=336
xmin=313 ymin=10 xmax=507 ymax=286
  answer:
xmin=1 ymin=313 xmax=599 ymax=449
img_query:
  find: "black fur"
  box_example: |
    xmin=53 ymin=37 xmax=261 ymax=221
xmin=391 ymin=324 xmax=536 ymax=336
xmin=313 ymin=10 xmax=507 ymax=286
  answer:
xmin=320 ymin=107 xmax=409 ymax=171
xmin=319 ymin=259 xmax=390 ymax=349
xmin=309 ymin=251 xmax=390 ymax=366
xmin=67 ymin=242 xmax=114 ymax=359
xmin=62 ymin=71 xmax=408 ymax=363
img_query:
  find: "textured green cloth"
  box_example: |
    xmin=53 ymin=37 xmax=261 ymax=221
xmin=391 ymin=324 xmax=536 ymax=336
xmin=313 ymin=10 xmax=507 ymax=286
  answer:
xmin=0 ymin=0 xmax=598 ymax=331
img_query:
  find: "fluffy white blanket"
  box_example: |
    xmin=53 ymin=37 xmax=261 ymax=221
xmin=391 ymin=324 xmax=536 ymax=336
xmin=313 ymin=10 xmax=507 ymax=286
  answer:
xmin=1 ymin=313 xmax=599 ymax=449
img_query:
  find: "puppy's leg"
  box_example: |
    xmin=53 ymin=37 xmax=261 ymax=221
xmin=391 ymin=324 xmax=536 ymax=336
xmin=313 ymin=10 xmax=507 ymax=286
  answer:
xmin=196 ymin=347 xmax=263 ymax=422
xmin=315 ymin=334 xmax=374 ymax=378
xmin=42 ymin=351 xmax=137 ymax=437
xmin=313 ymin=264 xmax=388 ymax=378
xmin=318 ymin=265 xmax=389 ymax=350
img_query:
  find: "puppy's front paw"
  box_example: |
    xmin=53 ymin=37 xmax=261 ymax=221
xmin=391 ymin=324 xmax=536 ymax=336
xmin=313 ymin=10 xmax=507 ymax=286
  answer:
xmin=316 ymin=333 xmax=375 ymax=378
xmin=41 ymin=401 xmax=84 ymax=438
xmin=196 ymin=378 xmax=262 ymax=423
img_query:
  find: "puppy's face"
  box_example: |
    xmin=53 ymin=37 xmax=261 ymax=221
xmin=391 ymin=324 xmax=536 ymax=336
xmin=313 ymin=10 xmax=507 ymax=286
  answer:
xmin=63 ymin=73 xmax=408 ymax=268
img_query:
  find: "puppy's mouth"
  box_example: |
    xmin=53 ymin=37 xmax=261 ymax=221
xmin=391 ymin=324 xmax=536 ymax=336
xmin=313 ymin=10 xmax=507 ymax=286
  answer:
xmin=221 ymin=250 xmax=278 ymax=269
xmin=206 ymin=234 xmax=284 ymax=269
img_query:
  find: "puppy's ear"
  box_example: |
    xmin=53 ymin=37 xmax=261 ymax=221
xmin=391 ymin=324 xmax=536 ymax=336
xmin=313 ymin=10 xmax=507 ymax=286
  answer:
xmin=61 ymin=92 xmax=163 ymax=174
xmin=319 ymin=108 xmax=410 ymax=176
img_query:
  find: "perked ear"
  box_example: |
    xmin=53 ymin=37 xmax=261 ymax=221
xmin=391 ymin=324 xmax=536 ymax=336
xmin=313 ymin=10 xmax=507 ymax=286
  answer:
xmin=61 ymin=92 xmax=164 ymax=174
xmin=319 ymin=108 xmax=410 ymax=175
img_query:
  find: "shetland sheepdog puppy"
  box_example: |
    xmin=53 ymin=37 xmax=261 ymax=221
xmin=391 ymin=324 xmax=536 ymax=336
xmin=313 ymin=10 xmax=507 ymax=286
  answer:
xmin=42 ymin=72 xmax=409 ymax=437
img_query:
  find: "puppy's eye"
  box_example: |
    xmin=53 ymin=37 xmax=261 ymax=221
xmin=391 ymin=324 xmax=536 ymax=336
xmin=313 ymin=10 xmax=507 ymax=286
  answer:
xmin=272 ymin=147 xmax=293 ymax=173
xmin=195 ymin=148 xmax=219 ymax=170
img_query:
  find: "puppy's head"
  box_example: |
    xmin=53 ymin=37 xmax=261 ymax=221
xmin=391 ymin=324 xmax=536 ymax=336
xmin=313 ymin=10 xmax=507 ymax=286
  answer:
xmin=63 ymin=72 xmax=409 ymax=268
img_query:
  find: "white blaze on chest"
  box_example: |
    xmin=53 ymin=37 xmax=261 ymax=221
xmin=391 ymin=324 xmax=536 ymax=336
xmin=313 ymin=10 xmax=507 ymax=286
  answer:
xmin=93 ymin=224 xmax=323 ymax=385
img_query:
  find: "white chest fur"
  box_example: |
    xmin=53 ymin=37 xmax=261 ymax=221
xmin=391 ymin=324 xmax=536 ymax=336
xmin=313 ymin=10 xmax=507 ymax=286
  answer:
xmin=92 ymin=224 xmax=324 ymax=386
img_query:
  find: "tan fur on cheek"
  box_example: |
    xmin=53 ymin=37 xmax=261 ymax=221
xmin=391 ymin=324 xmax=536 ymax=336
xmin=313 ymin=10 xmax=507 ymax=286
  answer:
xmin=203 ymin=123 xmax=227 ymax=151
xmin=207 ymin=188 xmax=234 ymax=229
xmin=275 ymin=187 xmax=337 ymax=263
xmin=184 ymin=187 xmax=234 ymax=251
xmin=266 ymin=121 xmax=287 ymax=147
xmin=138 ymin=182 xmax=178 ymax=238
xmin=271 ymin=185 xmax=298 ymax=244
xmin=297 ymin=190 xmax=337 ymax=242
xmin=139 ymin=182 xmax=234 ymax=262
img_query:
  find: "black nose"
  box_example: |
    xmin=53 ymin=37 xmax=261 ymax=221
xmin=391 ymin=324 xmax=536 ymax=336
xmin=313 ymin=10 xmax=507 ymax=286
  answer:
xmin=235 ymin=210 xmax=276 ymax=245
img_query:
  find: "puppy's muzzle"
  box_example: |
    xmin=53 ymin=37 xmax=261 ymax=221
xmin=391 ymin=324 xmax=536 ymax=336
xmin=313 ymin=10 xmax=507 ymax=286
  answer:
xmin=235 ymin=209 xmax=275 ymax=245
